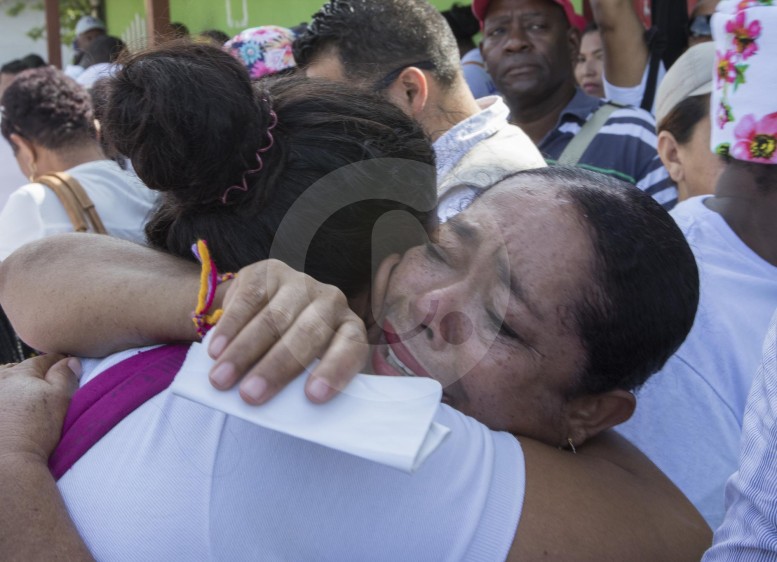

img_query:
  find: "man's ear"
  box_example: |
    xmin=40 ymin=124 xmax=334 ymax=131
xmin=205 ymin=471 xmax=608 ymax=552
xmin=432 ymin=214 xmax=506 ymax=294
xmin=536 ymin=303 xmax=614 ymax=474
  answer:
xmin=564 ymin=390 xmax=636 ymax=447
xmin=657 ymin=130 xmax=685 ymax=184
xmin=384 ymin=66 xmax=429 ymax=118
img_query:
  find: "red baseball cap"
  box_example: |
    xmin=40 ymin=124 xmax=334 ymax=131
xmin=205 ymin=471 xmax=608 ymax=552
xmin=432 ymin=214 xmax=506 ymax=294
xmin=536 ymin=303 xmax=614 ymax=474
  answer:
xmin=472 ymin=0 xmax=588 ymax=32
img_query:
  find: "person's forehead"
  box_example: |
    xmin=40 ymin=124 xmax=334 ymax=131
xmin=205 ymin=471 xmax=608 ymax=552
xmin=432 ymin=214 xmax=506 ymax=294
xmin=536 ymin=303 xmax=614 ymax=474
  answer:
xmin=452 ymin=177 xmax=593 ymax=316
xmin=485 ymin=0 xmax=562 ymax=21
xmin=475 ymin=175 xmax=564 ymax=211
xmin=581 ymin=30 xmax=601 ymax=47
xmin=459 ymin=177 xmax=583 ymax=243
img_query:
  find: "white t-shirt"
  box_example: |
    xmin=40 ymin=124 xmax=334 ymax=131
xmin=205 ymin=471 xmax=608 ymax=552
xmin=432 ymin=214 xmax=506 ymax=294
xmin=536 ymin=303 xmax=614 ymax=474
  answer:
xmin=603 ymin=57 xmax=666 ymax=114
xmin=0 ymin=140 xmax=26 ymax=211
xmin=702 ymin=310 xmax=777 ymax=561
xmin=0 ymin=159 xmax=157 ymax=260
xmin=76 ymin=63 xmax=121 ymax=89
xmin=617 ymin=195 xmax=777 ymax=527
xmin=59 ymin=347 xmax=525 ymax=562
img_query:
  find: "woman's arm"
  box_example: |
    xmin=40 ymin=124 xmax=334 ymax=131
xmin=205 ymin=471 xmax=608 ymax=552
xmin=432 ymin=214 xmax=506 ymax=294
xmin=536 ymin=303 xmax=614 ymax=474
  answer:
xmin=0 ymin=355 xmax=94 ymax=562
xmin=0 ymin=234 xmax=200 ymax=357
xmin=590 ymin=0 xmax=649 ymax=88
xmin=0 ymin=234 xmax=367 ymax=403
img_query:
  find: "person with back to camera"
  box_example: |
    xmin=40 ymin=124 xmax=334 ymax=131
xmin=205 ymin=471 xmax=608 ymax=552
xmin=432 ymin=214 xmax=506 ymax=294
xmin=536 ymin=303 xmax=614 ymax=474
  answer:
xmin=655 ymin=41 xmax=723 ymax=202
xmin=0 ymin=41 xmax=711 ymax=562
xmin=0 ymin=66 xmax=156 ymax=260
xmin=618 ymin=0 xmax=777 ymax=528
xmin=0 ymin=54 xmax=48 ymax=208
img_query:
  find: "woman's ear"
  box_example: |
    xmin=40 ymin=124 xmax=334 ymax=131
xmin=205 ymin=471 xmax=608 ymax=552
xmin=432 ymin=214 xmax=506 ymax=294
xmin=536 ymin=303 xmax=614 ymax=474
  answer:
xmin=563 ymin=390 xmax=636 ymax=448
xmin=384 ymin=66 xmax=429 ymax=118
xmin=657 ymin=130 xmax=685 ymax=184
xmin=9 ymin=133 xmax=37 ymax=180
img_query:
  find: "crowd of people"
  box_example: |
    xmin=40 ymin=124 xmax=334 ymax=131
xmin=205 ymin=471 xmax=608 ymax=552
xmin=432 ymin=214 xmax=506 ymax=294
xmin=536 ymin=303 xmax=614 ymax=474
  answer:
xmin=0 ymin=0 xmax=775 ymax=559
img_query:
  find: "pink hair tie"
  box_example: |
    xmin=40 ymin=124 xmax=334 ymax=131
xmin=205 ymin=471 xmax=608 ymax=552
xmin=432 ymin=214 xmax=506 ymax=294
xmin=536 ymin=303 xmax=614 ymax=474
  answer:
xmin=220 ymin=109 xmax=278 ymax=204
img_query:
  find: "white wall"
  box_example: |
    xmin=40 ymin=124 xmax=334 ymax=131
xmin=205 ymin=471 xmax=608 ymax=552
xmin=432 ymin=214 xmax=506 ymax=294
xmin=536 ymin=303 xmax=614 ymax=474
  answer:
xmin=0 ymin=6 xmax=73 ymax=67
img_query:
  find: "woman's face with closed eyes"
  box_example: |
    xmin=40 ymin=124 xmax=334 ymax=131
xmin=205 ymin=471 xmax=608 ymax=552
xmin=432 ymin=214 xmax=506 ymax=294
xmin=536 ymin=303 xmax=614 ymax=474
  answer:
xmin=369 ymin=177 xmax=595 ymax=445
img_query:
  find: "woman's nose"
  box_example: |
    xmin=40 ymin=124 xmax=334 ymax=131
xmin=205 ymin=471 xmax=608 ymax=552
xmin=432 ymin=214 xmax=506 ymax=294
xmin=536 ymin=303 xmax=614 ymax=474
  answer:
xmin=411 ymin=285 xmax=474 ymax=348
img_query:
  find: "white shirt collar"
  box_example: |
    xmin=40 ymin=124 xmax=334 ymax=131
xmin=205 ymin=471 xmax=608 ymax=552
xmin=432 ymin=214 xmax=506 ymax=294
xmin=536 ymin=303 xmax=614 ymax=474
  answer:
xmin=433 ymin=96 xmax=510 ymax=179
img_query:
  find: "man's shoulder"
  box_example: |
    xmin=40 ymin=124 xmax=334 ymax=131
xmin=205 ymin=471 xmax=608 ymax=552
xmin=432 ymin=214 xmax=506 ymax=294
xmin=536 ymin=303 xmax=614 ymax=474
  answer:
xmin=602 ymin=103 xmax=657 ymax=128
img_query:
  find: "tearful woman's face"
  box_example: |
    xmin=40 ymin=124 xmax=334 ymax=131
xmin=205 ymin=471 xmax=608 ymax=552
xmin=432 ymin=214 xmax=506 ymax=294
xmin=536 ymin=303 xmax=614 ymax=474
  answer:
xmin=370 ymin=179 xmax=594 ymax=444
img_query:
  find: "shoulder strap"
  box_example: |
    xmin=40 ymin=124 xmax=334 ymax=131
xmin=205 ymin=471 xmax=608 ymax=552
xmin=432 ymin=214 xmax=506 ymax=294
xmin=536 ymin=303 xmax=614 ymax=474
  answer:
xmin=49 ymin=344 xmax=190 ymax=480
xmin=640 ymin=27 xmax=666 ymax=112
xmin=35 ymin=172 xmax=107 ymax=234
xmin=556 ymin=103 xmax=620 ymax=166
xmin=0 ymin=304 xmax=34 ymax=363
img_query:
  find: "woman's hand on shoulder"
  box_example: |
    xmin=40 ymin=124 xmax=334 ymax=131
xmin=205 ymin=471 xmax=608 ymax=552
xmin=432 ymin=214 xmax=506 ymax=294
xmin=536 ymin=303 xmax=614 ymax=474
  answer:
xmin=0 ymin=354 xmax=80 ymax=463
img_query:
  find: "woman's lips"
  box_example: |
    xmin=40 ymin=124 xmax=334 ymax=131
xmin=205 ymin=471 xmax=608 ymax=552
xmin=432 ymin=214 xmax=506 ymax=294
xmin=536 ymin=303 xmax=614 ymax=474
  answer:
xmin=378 ymin=320 xmax=432 ymax=378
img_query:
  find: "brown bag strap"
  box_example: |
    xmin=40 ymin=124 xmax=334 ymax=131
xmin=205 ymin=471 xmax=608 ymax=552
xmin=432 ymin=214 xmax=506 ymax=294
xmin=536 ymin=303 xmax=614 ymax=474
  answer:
xmin=35 ymin=172 xmax=107 ymax=234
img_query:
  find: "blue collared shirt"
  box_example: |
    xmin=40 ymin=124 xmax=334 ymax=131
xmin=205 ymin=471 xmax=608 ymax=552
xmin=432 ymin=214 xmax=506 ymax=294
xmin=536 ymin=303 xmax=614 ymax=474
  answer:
xmin=539 ymin=88 xmax=677 ymax=209
xmin=703 ymin=310 xmax=777 ymax=561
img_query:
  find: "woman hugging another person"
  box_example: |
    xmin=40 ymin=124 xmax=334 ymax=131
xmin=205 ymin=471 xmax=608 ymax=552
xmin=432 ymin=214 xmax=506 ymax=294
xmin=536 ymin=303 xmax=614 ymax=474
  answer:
xmin=0 ymin=41 xmax=710 ymax=560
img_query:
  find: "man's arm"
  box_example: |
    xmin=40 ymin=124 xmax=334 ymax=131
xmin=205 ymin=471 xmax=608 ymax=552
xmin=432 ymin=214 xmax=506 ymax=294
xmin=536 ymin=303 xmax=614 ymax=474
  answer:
xmin=0 ymin=355 xmax=94 ymax=561
xmin=590 ymin=0 xmax=649 ymax=88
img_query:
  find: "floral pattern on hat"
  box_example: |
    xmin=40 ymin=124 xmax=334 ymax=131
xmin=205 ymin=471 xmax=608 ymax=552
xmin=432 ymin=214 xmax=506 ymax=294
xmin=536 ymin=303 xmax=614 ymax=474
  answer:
xmin=737 ymin=1 xmax=773 ymax=8
xmin=716 ymin=50 xmax=742 ymax=87
xmin=726 ymin=10 xmax=762 ymax=58
xmin=732 ymin=112 xmax=777 ymax=162
xmin=225 ymin=26 xmax=296 ymax=80
xmin=710 ymin=2 xmax=777 ymax=163
xmin=718 ymin=101 xmax=735 ymax=128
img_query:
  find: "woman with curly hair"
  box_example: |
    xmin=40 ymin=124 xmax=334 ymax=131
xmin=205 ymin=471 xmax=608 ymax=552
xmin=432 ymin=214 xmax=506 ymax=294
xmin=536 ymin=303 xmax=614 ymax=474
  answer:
xmin=0 ymin=66 xmax=155 ymax=260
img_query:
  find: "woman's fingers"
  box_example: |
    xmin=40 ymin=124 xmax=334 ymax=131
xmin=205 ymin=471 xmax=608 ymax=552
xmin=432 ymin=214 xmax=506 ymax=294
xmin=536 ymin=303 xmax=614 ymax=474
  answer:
xmin=207 ymin=261 xmax=276 ymax=360
xmin=305 ymin=318 xmax=369 ymax=403
xmin=206 ymin=259 xmax=367 ymax=404
xmin=235 ymin=301 xmax=367 ymax=404
xmin=209 ymin=281 xmax=311 ymax=390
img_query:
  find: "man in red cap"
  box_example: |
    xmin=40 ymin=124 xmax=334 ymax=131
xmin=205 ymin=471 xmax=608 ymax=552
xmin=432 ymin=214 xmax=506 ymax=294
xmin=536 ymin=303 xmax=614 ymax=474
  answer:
xmin=473 ymin=0 xmax=677 ymax=209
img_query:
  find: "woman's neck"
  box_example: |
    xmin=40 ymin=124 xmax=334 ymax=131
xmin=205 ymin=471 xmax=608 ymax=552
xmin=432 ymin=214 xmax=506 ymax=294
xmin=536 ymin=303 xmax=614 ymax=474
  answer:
xmin=35 ymin=142 xmax=106 ymax=177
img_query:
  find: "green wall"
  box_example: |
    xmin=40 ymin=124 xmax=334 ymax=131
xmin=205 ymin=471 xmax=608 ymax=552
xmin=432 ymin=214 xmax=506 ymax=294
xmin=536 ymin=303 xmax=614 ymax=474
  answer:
xmin=106 ymin=0 xmax=475 ymax=44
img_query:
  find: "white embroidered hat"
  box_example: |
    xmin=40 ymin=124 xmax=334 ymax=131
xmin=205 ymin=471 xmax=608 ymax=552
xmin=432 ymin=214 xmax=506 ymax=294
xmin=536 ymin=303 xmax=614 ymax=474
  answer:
xmin=711 ymin=1 xmax=777 ymax=163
